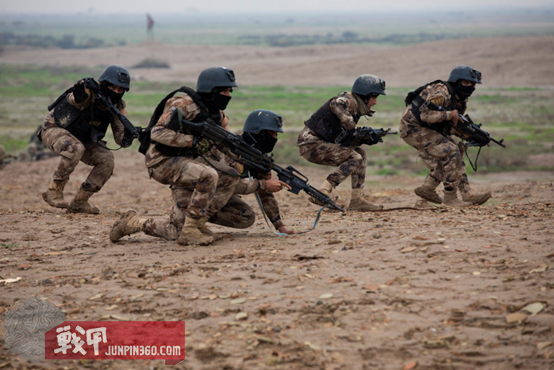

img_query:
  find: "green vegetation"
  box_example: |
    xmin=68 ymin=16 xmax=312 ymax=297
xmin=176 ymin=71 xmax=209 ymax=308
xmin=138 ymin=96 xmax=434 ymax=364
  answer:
xmin=1 ymin=65 xmax=553 ymax=175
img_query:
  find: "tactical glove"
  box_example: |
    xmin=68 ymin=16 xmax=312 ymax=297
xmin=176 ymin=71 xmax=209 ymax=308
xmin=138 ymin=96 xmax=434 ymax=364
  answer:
xmin=73 ymin=80 xmax=90 ymax=104
xmin=361 ymin=136 xmax=382 ymax=146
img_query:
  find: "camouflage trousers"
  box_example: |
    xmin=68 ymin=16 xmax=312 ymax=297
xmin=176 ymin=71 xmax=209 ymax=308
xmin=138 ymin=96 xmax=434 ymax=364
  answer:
xmin=41 ymin=126 xmax=114 ymax=192
xmin=143 ymin=156 xmax=245 ymax=240
xmin=401 ymin=123 xmax=467 ymax=189
xmin=299 ymin=141 xmax=367 ymax=189
xmin=143 ymin=191 xmax=256 ymax=241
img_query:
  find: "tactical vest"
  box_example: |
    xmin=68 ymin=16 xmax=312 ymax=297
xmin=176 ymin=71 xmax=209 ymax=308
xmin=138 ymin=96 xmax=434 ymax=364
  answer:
xmin=304 ymin=94 xmax=361 ymax=143
xmin=50 ymin=90 xmax=115 ymax=143
xmin=405 ymin=80 xmax=466 ymax=135
xmin=139 ymin=86 xmax=213 ymax=158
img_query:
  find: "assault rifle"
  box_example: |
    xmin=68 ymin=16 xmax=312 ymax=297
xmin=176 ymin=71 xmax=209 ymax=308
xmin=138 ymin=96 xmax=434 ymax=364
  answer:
xmin=167 ymin=107 xmax=345 ymax=213
xmin=349 ymin=127 xmax=398 ymax=146
xmin=82 ymin=78 xmax=142 ymax=147
xmin=457 ymin=114 xmax=506 ymax=149
xmin=425 ymin=101 xmax=506 ymax=171
xmin=456 ymin=113 xmax=506 ymax=171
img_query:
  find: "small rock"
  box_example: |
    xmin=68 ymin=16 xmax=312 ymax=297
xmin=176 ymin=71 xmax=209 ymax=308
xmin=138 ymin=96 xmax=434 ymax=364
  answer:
xmin=231 ymin=298 xmax=247 ymax=304
xmin=235 ymin=312 xmax=248 ymax=321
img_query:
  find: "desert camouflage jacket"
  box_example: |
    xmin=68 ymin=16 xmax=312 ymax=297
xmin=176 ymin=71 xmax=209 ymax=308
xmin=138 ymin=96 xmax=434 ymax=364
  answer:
xmin=400 ymin=82 xmax=467 ymax=138
xmin=224 ymin=153 xmax=284 ymax=230
xmin=145 ymin=93 xmax=223 ymax=168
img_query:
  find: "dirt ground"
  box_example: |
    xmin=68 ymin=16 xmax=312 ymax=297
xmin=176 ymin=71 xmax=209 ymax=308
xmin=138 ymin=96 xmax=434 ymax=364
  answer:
xmin=0 ymin=150 xmax=553 ymax=370
xmin=1 ymin=36 xmax=554 ymax=369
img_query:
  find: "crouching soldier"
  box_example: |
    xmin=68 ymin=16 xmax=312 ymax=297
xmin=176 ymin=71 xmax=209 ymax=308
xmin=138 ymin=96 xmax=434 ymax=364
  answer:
xmin=400 ymin=65 xmax=491 ymax=207
xmin=40 ymin=65 xmax=132 ymax=214
xmin=297 ymin=74 xmax=386 ymax=212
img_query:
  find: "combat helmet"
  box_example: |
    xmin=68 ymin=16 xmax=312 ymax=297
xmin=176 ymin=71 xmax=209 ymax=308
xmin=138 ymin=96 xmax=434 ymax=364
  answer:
xmin=99 ymin=65 xmax=131 ymax=91
xmin=448 ymin=66 xmax=482 ymax=84
xmin=352 ymin=74 xmax=386 ymax=96
xmin=196 ymin=66 xmax=238 ymax=93
xmin=243 ymin=109 xmax=284 ymax=134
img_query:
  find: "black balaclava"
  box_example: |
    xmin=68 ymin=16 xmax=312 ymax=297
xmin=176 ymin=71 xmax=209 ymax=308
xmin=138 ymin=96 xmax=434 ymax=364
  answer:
xmin=200 ymin=88 xmax=232 ymax=112
xmin=213 ymin=93 xmax=232 ymax=110
xmin=453 ymin=81 xmax=475 ymax=100
xmin=242 ymin=131 xmax=277 ymax=154
xmin=100 ymin=83 xmax=124 ymax=105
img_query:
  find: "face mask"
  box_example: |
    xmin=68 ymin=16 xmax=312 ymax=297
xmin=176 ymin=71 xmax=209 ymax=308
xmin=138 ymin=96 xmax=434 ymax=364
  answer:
xmin=101 ymin=84 xmax=124 ymax=104
xmin=455 ymin=82 xmax=475 ymax=100
xmin=213 ymin=93 xmax=232 ymax=110
xmin=243 ymin=131 xmax=277 ymax=154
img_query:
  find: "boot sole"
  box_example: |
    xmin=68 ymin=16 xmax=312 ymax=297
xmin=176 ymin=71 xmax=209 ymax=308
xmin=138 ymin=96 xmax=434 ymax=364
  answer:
xmin=67 ymin=207 xmax=100 ymax=215
xmin=414 ymin=188 xmax=443 ymax=204
xmin=42 ymin=192 xmax=68 ymax=209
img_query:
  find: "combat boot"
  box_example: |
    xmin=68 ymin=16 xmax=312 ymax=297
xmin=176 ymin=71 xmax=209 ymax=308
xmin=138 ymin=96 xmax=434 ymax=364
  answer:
xmin=197 ymin=216 xmax=214 ymax=237
xmin=459 ymin=182 xmax=491 ymax=205
xmin=414 ymin=176 xmax=443 ymax=204
xmin=348 ymin=189 xmax=383 ymax=211
xmin=67 ymin=188 xmax=100 ymax=214
xmin=177 ymin=217 xmax=214 ymax=246
xmin=443 ymin=188 xmax=472 ymax=208
xmin=110 ymin=211 xmax=145 ymax=242
xmin=42 ymin=179 xmax=69 ymax=209
xmin=309 ymin=180 xmax=335 ymax=206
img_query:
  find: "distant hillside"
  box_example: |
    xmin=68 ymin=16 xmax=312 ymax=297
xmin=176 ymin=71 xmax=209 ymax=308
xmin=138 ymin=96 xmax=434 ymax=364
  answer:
xmin=1 ymin=36 xmax=553 ymax=87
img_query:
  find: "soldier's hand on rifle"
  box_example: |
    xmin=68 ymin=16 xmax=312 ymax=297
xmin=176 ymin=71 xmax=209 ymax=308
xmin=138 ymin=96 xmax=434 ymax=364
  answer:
xmin=363 ymin=135 xmax=382 ymax=146
xmin=450 ymin=109 xmax=459 ymax=126
xmin=73 ymin=80 xmax=91 ymax=104
xmin=265 ymin=179 xmax=291 ymax=193
xmin=278 ymin=225 xmax=300 ymax=235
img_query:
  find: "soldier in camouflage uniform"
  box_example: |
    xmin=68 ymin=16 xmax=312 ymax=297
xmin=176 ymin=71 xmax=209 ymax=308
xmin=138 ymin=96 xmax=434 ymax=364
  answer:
xmin=400 ymin=65 xmax=491 ymax=208
xmin=111 ymin=109 xmax=297 ymax=243
xmin=297 ymin=74 xmax=386 ymax=212
xmin=216 ymin=109 xmax=297 ymax=234
xmin=40 ymin=65 xmax=132 ymax=214
xmin=110 ymin=66 xmax=242 ymax=246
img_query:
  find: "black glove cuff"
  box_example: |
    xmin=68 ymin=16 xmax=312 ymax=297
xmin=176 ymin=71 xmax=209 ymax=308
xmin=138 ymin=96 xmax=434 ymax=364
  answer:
xmin=73 ymin=81 xmax=88 ymax=104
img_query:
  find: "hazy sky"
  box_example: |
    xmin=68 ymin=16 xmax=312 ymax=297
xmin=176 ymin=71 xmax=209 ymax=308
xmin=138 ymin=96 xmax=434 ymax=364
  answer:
xmin=1 ymin=0 xmax=553 ymax=14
